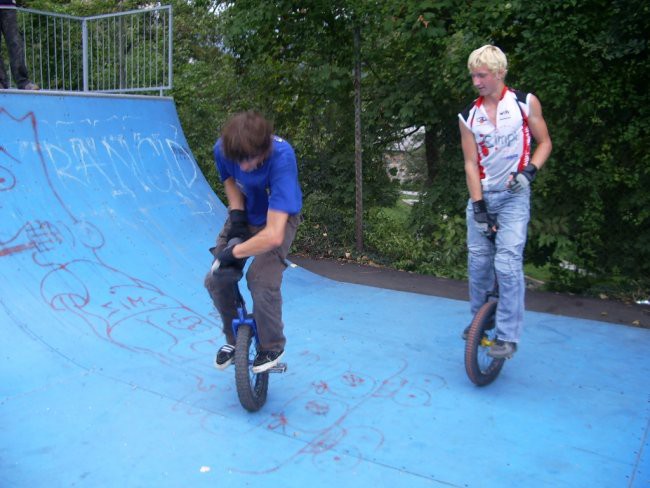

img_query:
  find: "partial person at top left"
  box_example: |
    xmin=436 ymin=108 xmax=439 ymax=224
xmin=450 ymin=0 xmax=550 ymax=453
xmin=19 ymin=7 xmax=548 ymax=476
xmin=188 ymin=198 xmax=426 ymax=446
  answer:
xmin=0 ymin=0 xmax=39 ymax=90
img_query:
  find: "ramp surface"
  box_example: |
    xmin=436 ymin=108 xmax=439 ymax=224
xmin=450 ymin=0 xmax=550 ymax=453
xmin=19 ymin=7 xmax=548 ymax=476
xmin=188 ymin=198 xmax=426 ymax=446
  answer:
xmin=1 ymin=91 xmax=648 ymax=488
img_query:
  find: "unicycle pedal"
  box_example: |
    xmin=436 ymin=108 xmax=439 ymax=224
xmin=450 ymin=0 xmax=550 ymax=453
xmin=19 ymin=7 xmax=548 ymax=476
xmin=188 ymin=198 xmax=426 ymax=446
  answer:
xmin=267 ymin=362 xmax=287 ymax=373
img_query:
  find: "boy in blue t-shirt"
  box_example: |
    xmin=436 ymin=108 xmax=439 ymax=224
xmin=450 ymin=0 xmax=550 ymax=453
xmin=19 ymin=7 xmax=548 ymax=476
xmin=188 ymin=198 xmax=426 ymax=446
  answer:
xmin=204 ymin=111 xmax=302 ymax=373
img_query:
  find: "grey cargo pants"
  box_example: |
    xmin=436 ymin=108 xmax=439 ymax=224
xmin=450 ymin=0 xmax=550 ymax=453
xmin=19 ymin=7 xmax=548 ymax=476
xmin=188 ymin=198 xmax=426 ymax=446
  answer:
xmin=204 ymin=213 xmax=300 ymax=352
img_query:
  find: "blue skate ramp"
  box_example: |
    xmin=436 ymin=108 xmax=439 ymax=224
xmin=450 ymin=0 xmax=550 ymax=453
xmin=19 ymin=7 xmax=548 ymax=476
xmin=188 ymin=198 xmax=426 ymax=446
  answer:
xmin=1 ymin=91 xmax=648 ymax=488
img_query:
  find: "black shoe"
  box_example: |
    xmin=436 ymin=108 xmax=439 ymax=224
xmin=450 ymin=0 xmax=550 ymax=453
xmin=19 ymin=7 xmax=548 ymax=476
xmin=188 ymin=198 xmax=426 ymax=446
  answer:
xmin=487 ymin=339 xmax=517 ymax=359
xmin=462 ymin=325 xmax=470 ymax=340
xmin=462 ymin=319 xmax=495 ymax=340
xmin=214 ymin=344 xmax=235 ymax=370
xmin=252 ymin=349 xmax=284 ymax=373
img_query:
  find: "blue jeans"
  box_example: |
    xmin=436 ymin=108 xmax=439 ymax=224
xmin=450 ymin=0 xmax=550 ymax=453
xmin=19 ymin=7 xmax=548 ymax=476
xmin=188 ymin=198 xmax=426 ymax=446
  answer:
xmin=466 ymin=189 xmax=530 ymax=343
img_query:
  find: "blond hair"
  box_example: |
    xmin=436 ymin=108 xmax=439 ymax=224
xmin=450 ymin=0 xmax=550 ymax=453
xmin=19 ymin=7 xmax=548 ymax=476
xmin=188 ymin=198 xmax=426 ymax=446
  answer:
xmin=467 ymin=45 xmax=508 ymax=76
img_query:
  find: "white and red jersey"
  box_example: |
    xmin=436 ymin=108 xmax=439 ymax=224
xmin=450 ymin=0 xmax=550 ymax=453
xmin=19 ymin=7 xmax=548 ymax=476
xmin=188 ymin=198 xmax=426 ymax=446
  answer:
xmin=458 ymin=87 xmax=531 ymax=192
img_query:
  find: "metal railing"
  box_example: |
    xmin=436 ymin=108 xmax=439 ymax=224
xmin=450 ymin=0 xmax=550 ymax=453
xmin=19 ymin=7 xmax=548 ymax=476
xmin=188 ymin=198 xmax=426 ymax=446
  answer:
xmin=1 ymin=5 xmax=172 ymax=94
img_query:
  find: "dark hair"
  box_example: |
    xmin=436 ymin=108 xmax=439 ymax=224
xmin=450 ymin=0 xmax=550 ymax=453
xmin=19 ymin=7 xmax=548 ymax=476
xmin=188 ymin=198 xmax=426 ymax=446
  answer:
xmin=221 ymin=111 xmax=273 ymax=162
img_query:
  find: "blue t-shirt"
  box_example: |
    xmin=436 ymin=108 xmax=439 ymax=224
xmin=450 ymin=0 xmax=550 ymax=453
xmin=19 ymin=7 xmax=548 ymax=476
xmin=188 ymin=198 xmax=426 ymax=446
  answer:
xmin=213 ymin=136 xmax=303 ymax=226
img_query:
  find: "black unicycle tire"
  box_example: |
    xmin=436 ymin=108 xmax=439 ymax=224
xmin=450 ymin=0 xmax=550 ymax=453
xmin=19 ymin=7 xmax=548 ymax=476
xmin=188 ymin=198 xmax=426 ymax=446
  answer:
xmin=235 ymin=324 xmax=269 ymax=412
xmin=464 ymin=300 xmax=505 ymax=386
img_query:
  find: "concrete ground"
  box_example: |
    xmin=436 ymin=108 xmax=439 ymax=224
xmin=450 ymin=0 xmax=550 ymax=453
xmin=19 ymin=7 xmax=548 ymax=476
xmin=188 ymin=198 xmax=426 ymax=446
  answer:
xmin=289 ymin=255 xmax=650 ymax=329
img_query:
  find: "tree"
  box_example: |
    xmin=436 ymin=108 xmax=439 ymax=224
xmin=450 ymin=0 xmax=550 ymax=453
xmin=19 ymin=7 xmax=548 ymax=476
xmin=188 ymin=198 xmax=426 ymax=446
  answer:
xmin=451 ymin=0 xmax=650 ymax=292
xmin=212 ymin=0 xmax=398 ymax=203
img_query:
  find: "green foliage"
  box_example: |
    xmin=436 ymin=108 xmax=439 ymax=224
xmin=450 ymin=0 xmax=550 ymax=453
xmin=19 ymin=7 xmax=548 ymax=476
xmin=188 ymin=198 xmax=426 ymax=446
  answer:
xmin=403 ymin=155 xmax=468 ymax=278
xmin=25 ymin=0 xmax=147 ymax=15
xmin=364 ymin=206 xmax=467 ymax=278
xmin=533 ymin=1 xmax=650 ymax=290
xmin=293 ymin=191 xmax=355 ymax=256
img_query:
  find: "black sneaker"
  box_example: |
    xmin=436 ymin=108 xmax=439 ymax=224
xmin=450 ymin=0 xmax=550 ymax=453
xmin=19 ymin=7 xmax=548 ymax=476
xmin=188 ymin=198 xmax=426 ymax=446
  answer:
xmin=461 ymin=325 xmax=471 ymax=340
xmin=252 ymin=349 xmax=284 ymax=373
xmin=487 ymin=339 xmax=517 ymax=359
xmin=462 ymin=319 xmax=495 ymax=340
xmin=214 ymin=344 xmax=235 ymax=370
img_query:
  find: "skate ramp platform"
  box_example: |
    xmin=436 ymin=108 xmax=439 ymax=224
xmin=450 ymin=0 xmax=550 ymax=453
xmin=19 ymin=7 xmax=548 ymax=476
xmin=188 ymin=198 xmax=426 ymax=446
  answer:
xmin=1 ymin=91 xmax=648 ymax=488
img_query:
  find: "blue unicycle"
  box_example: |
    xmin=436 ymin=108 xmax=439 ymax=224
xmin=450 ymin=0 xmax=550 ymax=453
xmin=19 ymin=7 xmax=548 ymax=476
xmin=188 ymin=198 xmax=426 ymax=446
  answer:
xmin=231 ymin=283 xmax=286 ymax=412
xmin=212 ymin=238 xmax=287 ymax=412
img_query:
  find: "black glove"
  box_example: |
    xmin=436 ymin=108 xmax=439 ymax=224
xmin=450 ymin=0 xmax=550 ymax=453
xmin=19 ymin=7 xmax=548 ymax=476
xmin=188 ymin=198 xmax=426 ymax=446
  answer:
xmin=472 ymin=199 xmax=497 ymax=240
xmin=227 ymin=209 xmax=250 ymax=241
xmin=485 ymin=214 xmax=498 ymax=241
xmin=508 ymin=163 xmax=537 ymax=193
xmin=215 ymin=244 xmax=247 ymax=271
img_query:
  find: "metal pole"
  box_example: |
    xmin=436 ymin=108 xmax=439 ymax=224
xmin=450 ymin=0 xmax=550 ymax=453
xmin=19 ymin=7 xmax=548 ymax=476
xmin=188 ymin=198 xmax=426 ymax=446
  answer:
xmin=167 ymin=5 xmax=173 ymax=92
xmin=82 ymin=18 xmax=88 ymax=91
xmin=354 ymin=25 xmax=363 ymax=252
xmin=118 ymin=16 xmax=125 ymax=89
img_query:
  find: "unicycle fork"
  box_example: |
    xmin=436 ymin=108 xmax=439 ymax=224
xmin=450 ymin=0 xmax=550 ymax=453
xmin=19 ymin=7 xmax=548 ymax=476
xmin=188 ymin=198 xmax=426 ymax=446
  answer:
xmin=231 ymin=282 xmax=287 ymax=412
xmin=212 ymin=236 xmax=287 ymax=412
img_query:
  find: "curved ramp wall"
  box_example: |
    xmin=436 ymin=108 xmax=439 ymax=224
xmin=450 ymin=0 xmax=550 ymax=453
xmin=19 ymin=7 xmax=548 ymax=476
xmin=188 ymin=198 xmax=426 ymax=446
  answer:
xmin=0 ymin=91 xmax=226 ymax=364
